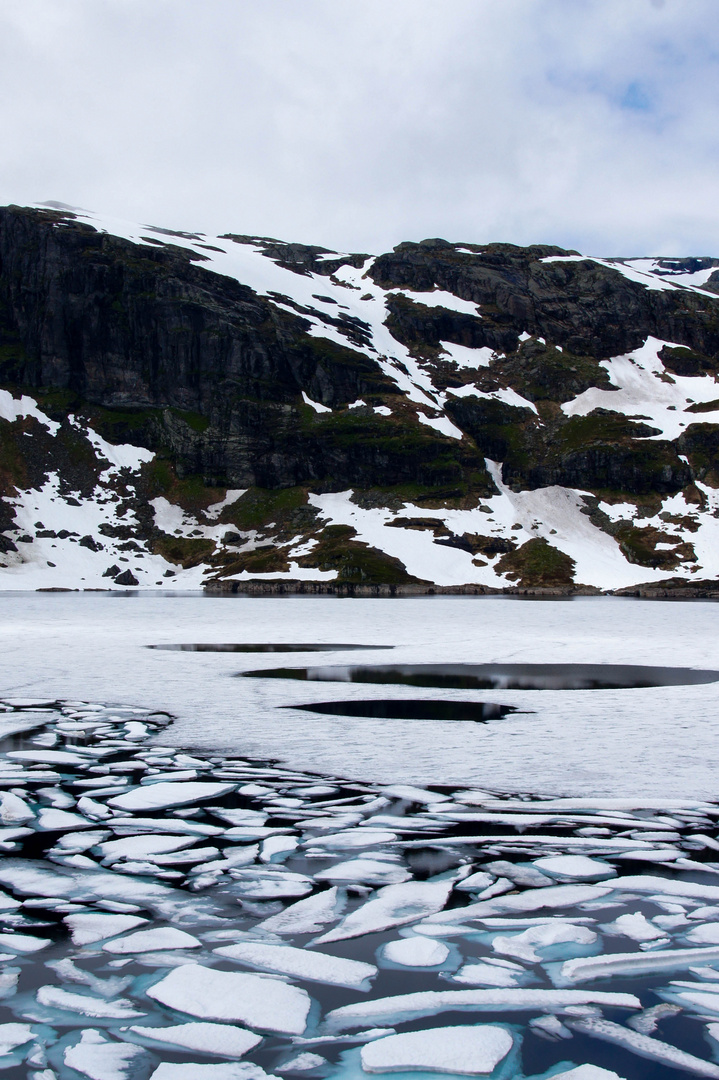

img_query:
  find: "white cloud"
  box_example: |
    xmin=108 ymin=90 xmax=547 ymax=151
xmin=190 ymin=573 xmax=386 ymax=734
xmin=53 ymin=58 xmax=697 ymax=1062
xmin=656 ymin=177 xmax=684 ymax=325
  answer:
xmin=0 ymin=0 xmax=717 ymax=255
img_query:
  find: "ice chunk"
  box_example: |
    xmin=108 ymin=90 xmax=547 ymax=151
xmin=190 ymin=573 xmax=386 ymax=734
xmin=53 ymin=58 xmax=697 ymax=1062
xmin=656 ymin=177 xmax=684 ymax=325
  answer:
xmin=230 ymin=870 xmax=313 ymax=899
xmin=529 ymin=1014 xmax=572 ymax=1040
xmin=0 ymin=969 xmax=20 ymax=997
xmin=381 ymin=937 xmax=449 ymax=967
xmin=0 ymin=1023 xmax=33 ymax=1052
xmin=147 ymin=963 xmax=311 ymax=1034
xmin=36 ymin=986 xmax=145 ymax=1018
xmin=547 ymin=1069 xmax=627 ymax=1080
xmin=567 ymin=1016 xmax=719 ymax=1078
xmin=258 ymin=887 xmax=345 ymax=935
xmin=451 ymin=959 xmax=530 ymax=987
xmin=0 ymin=792 xmax=34 ymax=823
xmin=455 ymin=871 xmax=495 ymax=892
xmin=603 ymin=912 xmax=668 ymax=943
xmin=214 ymin=941 xmax=376 ymax=988
xmin=427 ymin=884 xmax=612 ymax=924
xmin=37 ymin=809 xmax=93 ymax=830
xmin=360 ymin=1024 xmax=513 ymax=1075
xmin=276 ymin=1053 xmax=326 ymax=1072
xmin=533 ymin=856 xmax=615 ymax=881
xmin=149 ymin=1065 xmax=274 ymax=1080
xmin=64 ymin=913 xmax=148 ymax=945
xmin=687 ymin=923 xmax=719 ymax=945
xmin=627 ymin=1003 xmax=682 ymax=1035
xmin=323 ymin=989 xmax=640 ymax=1031
xmin=109 ymin=782 xmax=235 ymax=812
xmin=98 ymin=835 xmax=197 ymax=859
xmin=611 ymin=876 xmax=719 ymax=902
xmin=8 ymin=749 xmax=87 ymax=765
xmin=558 ymin=946 xmax=719 ymax=985
xmin=260 ymin=836 xmax=298 ymax=862
xmin=129 ymin=1021 xmax=262 ymax=1058
xmin=63 ymin=1029 xmax=147 ymax=1080
xmin=303 ymin=829 xmax=397 ymax=849
xmin=0 ymin=932 xmax=48 ymax=953
xmin=314 ymin=858 xmax=410 ymax=886
xmin=315 ymin=879 xmax=453 ymax=944
xmin=493 ymin=922 xmax=598 ymax=963
xmin=103 ymin=927 xmax=201 ymax=953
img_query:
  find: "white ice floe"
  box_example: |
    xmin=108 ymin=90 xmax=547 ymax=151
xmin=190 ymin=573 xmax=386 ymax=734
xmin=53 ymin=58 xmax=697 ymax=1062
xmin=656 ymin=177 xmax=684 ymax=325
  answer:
xmin=567 ymin=1016 xmax=719 ymax=1079
xmin=427 ymin=884 xmax=612 ymax=924
xmin=0 ymin=932 xmax=48 ymax=953
xmin=147 ymin=964 xmax=312 ymax=1034
xmin=230 ymin=869 xmax=313 ymax=899
xmin=323 ymin=988 xmax=640 ymax=1031
xmin=686 ymin=923 xmax=719 ymax=944
xmin=557 ymin=945 xmax=719 ymax=985
xmin=149 ymin=1065 xmax=274 ymax=1080
xmin=214 ymin=941 xmax=376 ymax=988
xmin=98 ymin=835 xmax=198 ymax=860
xmin=36 ymin=985 xmax=145 ymax=1018
xmin=533 ymin=856 xmax=615 ymax=882
xmin=0 ymin=1023 xmax=33 ymax=1053
xmin=303 ymin=828 xmax=397 ymax=849
xmin=381 ymin=936 xmax=449 ymax=968
xmin=64 ymin=913 xmax=148 ymax=945
xmin=103 ymin=927 xmax=201 ymax=953
xmin=602 ymin=912 xmax=668 ymax=943
xmin=314 ymin=857 xmax=410 ymax=886
xmin=360 ymin=1024 xmax=513 ymax=1075
xmin=315 ymin=879 xmax=453 ymax=944
xmin=0 ymin=792 xmax=34 ymax=823
xmin=451 ymin=959 xmax=530 ymax=988
xmin=546 ymin=1068 xmax=627 ymax=1080
xmin=109 ymin=782 xmax=236 ymax=812
xmin=492 ymin=922 xmax=598 ymax=964
xmin=129 ymin=1021 xmax=262 ymax=1058
xmin=258 ymin=887 xmax=345 ymax=935
xmin=277 ymin=1052 xmax=326 ymax=1072
xmin=63 ymin=1029 xmax=147 ymax=1080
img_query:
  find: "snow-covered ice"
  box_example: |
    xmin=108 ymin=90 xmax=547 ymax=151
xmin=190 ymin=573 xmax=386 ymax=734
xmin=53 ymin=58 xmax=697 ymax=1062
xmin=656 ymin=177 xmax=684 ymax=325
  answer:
xmin=360 ymin=1024 xmax=513 ymax=1075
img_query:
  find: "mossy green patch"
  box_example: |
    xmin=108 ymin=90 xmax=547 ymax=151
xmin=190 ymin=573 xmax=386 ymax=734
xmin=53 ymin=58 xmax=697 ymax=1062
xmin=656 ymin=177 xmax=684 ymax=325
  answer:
xmin=496 ymin=538 xmax=575 ymax=587
xmin=142 ymin=459 xmax=227 ymax=514
xmin=152 ymin=535 xmax=215 ymax=569
xmin=221 ymin=487 xmax=309 ymax=530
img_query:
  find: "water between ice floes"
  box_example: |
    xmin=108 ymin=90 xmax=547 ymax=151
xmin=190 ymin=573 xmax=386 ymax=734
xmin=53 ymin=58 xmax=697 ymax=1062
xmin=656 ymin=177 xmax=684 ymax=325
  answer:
xmin=1 ymin=592 xmax=719 ymax=799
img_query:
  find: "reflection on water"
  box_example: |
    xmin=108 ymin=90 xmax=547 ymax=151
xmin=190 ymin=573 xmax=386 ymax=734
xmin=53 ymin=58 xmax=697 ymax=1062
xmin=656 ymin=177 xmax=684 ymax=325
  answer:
xmin=244 ymin=662 xmax=719 ymax=690
xmin=148 ymin=642 xmax=393 ymax=652
xmin=288 ymin=699 xmax=518 ymax=721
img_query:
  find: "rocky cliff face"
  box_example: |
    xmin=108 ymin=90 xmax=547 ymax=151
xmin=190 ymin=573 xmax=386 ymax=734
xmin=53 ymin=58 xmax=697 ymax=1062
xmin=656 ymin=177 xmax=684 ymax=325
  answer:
xmin=1 ymin=203 xmax=719 ymax=594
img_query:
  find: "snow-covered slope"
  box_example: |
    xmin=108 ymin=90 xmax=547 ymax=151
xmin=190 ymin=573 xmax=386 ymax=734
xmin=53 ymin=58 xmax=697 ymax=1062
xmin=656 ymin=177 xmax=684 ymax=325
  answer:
xmin=1 ymin=204 xmax=719 ymax=593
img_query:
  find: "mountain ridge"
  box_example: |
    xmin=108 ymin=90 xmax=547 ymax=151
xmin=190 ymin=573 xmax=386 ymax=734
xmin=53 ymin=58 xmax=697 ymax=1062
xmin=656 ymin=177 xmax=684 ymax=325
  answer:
xmin=1 ymin=203 xmax=719 ymax=594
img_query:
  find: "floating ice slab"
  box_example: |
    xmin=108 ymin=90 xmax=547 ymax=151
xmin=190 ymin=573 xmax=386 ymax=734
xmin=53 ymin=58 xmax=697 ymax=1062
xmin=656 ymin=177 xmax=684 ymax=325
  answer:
xmin=567 ymin=1016 xmax=719 ymax=1079
xmin=381 ymin=936 xmax=449 ymax=967
xmin=64 ymin=913 xmax=148 ymax=944
xmin=428 ymin=884 xmax=612 ymax=923
xmin=147 ymin=964 xmax=311 ymax=1034
xmin=686 ymin=923 xmax=719 ymax=945
xmin=493 ymin=922 xmax=598 ymax=963
xmin=130 ymin=1021 xmax=262 ymax=1058
xmin=64 ymin=1029 xmax=148 ymax=1080
xmin=36 ymin=985 xmax=145 ymax=1018
xmin=0 ymin=792 xmax=34 ymax=823
xmin=360 ymin=1024 xmax=513 ymax=1075
xmin=558 ymin=945 xmax=719 ymax=985
xmin=315 ymin=879 xmax=453 ymax=943
xmin=451 ymin=959 xmax=531 ymax=988
xmin=214 ymin=941 xmax=376 ymax=988
xmin=98 ymin=835 xmax=198 ymax=859
xmin=109 ymin=782 xmax=236 ymax=811
xmin=0 ymin=1023 xmax=33 ymax=1053
xmin=323 ymin=988 xmax=640 ymax=1031
xmin=603 ymin=912 xmax=668 ymax=943
xmin=258 ymin=887 xmax=344 ymax=935
xmin=0 ymin=932 xmax=48 ymax=953
xmin=547 ymin=1068 xmax=627 ymax=1080
xmin=314 ymin=857 xmax=410 ymax=885
xmin=103 ymin=927 xmax=201 ymax=953
xmin=533 ymin=856 xmax=616 ymax=881
xmin=149 ymin=1065 xmax=275 ymax=1080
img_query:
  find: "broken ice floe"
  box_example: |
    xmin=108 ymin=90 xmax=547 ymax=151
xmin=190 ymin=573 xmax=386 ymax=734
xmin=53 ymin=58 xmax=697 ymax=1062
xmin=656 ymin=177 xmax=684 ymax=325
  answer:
xmin=2 ymin=700 xmax=719 ymax=1076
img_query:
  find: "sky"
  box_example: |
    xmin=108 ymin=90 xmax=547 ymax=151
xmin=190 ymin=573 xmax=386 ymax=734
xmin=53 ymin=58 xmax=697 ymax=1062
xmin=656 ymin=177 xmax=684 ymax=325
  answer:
xmin=1 ymin=0 xmax=718 ymax=256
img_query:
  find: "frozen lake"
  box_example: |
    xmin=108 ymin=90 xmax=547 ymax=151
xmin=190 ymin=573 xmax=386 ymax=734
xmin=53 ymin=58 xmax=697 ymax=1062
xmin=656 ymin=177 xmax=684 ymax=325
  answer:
xmin=1 ymin=592 xmax=718 ymax=799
